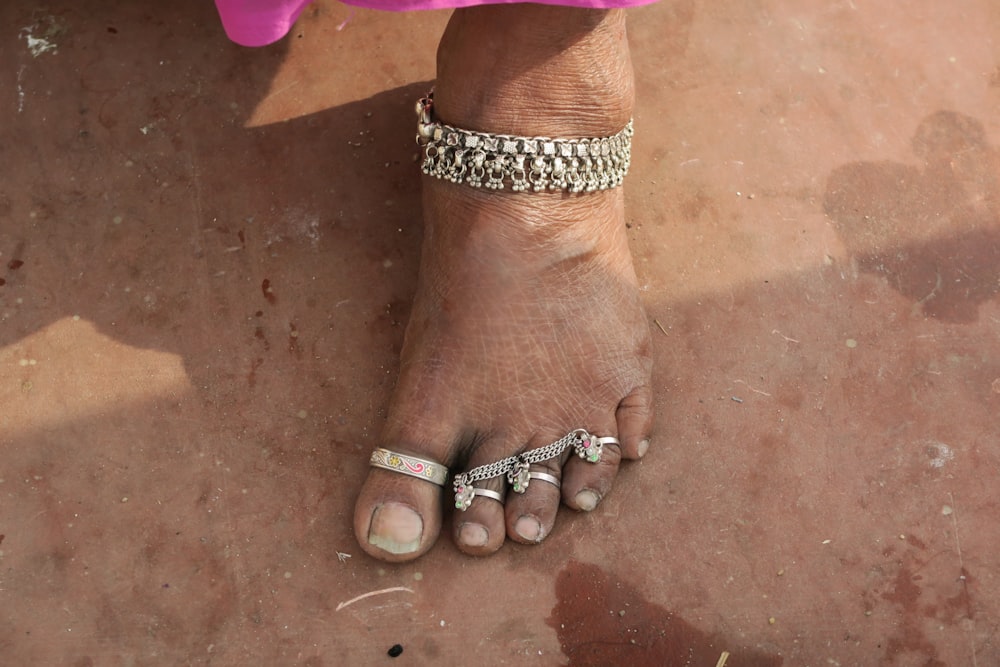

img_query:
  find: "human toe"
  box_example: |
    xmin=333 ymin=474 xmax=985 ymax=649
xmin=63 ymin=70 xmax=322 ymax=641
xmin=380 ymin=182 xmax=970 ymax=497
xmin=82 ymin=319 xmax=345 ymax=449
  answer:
xmin=504 ymin=450 xmax=563 ymax=544
xmin=561 ymin=423 xmax=623 ymax=513
xmin=354 ymin=464 xmax=443 ymax=563
xmin=452 ymin=476 xmax=507 ymax=556
xmin=614 ymin=384 xmax=655 ymax=460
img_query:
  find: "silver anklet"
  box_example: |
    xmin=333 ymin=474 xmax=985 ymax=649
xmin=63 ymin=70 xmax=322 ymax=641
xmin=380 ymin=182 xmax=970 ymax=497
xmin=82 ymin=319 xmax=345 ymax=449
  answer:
xmin=453 ymin=429 xmax=617 ymax=511
xmin=416 ymin=94 xmax=632 ymax=194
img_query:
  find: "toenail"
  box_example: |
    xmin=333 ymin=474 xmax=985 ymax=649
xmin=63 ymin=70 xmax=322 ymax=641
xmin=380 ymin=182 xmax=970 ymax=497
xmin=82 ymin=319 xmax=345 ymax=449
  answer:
xmin=368 ymin=503 xmax=423 ymax=555
xmin=575 ymin=489 xmax=601 ymax=512
xmin=637 ymin=439 xmax=650 ymax=458
xmin=458 ymin=522 xmax=489 ymax=548
xmin=515 ymin=515 xmax=543 ymax=542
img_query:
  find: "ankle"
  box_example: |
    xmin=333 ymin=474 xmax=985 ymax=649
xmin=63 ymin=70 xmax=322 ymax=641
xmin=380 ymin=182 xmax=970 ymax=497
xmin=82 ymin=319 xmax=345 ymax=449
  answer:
xmin=434 ymin=6 xmax=634 ymax=137
xmin=422 ymin=180 xmax=630 ymax=272
xmin=425 ymin=7 xmax=635 ymax=264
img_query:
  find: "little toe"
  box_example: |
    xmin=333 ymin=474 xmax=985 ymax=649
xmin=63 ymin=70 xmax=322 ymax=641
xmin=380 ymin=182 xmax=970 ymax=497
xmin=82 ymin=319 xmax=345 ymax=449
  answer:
xmin=561 ymin=422 xmax=623 ymax=513
xmin=615 ymin=384 xmax=655 ymax=460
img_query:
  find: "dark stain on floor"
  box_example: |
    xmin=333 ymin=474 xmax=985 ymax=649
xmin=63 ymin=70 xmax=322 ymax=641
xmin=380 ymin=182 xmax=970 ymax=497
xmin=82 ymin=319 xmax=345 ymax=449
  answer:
xmin=824 ymin=110 xmax=1000 ymax=323
xmin=548 ymin=561 xmax=783 ymax=667
xmin=861 ymin=541 xmax=975 ymax=666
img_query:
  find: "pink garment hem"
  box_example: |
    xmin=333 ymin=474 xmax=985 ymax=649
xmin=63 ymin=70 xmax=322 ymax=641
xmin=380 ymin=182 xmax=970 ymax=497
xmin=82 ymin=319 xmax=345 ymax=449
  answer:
xmin=340 ymin=0 xmax=658 ymax=11
xmin=215 ymin=0 xmax=314 ymax=47
xmin=215 ymin=0 xmax=654 ymax=47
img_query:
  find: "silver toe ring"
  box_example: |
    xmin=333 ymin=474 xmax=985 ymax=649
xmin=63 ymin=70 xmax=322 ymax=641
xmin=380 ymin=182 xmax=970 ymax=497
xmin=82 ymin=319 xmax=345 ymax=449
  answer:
xmin=369 ymin=448 xmax=448 ymax=486
xmin=508 ymin=460 xmax=561 ymax=494
xmin=473 ymin=488 xmax=503 ymax=504
xmin=529 ymin=471 xmax=560 ymax=488
xmin=454 ymin=480 xmax=504 ymax=511
xmin=573 ymin=433 xmax=620 ymax=464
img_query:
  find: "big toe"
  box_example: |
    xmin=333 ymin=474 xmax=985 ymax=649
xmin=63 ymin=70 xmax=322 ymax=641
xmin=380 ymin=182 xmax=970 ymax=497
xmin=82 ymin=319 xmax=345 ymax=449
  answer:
xmin=354 ymin=463 xmax=444 ymax=563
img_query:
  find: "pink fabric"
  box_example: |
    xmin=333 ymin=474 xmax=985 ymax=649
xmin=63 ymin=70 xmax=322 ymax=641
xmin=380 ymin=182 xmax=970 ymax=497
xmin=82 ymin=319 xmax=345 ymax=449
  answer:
xmin=215 ymin=0 xmax=654 ymax=46
xmin=214 ymin=0 xmax=314 ymax=47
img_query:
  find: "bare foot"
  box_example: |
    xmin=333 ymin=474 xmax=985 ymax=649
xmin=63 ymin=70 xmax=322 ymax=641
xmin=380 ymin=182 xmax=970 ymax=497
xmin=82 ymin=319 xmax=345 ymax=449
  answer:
xmin=353 ymin=6 xmax=653 ymax=561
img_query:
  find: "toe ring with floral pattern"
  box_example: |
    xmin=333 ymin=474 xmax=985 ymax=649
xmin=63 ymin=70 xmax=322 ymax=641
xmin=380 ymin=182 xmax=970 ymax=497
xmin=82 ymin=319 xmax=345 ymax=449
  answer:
xmin=369 ymin=448 xmax=449 ymax=486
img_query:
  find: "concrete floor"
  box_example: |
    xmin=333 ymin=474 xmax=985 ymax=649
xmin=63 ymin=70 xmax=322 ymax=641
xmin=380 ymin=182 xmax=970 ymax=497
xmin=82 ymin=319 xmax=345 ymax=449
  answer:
xmin=2 ymin=0 xmax=998 ymax=664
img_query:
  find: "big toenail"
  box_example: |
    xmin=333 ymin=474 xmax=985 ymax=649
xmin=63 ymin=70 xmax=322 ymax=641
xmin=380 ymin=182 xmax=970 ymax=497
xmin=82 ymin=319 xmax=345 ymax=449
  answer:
xmin=637 ymin=439 xmax=650 ymax=458
xmin=515 ymin=515 xmax=543 ymax=542
xmin=368 ymin=503 xmax=423 ymax=555
xmin=459 ymin=522 xmax=489 ymax=547
xmin=575 ymin=490 xmax=601 ymax=512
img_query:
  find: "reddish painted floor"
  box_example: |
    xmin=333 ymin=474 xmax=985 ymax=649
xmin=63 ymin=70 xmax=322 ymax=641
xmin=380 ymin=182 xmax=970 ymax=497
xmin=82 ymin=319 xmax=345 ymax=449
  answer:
xmin=2 ymin=1 xmax=998 ymax=664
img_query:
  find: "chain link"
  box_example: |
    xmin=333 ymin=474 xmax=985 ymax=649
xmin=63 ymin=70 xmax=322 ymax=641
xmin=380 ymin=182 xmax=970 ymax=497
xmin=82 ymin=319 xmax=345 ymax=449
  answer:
xmin=521 ymin=431 xmax=580 ymax=464
xmin=460 ymin=455 xmax=519 ymax=485
xmin=454 ymin=430 xmax=587 ymax=486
